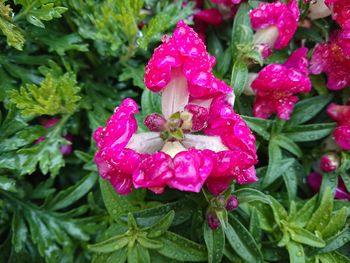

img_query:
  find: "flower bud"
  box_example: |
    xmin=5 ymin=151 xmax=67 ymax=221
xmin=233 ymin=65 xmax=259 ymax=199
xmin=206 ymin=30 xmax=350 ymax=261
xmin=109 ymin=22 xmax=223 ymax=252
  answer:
xmin=226 ymin=195 xmax=238 ymax=211
xmin=320 ymin=153 xmax=339 ymax=172
xmin=207 ymin=212 xmax=221 ymax=230
xmin=144 ymin=113 xmax=167 ymax=132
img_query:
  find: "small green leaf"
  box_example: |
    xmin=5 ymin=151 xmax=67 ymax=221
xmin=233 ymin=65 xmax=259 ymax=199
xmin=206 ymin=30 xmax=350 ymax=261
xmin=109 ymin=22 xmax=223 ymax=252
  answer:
xmin=287 ymin=225 xmax=325 ymax=247
xmin=242 ymin=115 xmax=273 ymax=140
xmin=128 ymin=243 xmax=150 ymax=263
xmin=234 ymin=188 xmax=270 ymax=204
xmin=225 ymin=215 xmax=263 ymax=263
xmin=158 ymin=231 xmax=207 ymax=262
xmin=0 ymin=175 xmax=16 ymax=192
xmin=0 ymin=17 xmax=25 ymax=50
xmin=147 ymin=211 xmax=175 ymax=238
xmin=306 ymin=187 xmax=333 ymax=232
xmin=317 ymin=227 xmax=350 ymax=254
xmin=137 ymin=237 xmax=163 ymax=249
xmin=282 ymin=123 xmax=336 ymax=142
xmin=286 ymin=241 xmax=305 ymax=263
xmin=275 ymin=135 xmax=302 ymax=157
xmin=268 ymin=196 xmax=288 ymax=225
xmin=294 ymin=195 xmax=317 ymax=227
xmin=204 ymin=223 xmax=225 ymax=263
xmin=88 ymin=234 xmax=129 ymax=253
xmin=321 ymin=207 xmax=348 ymax=239
xmin=249 ymin=207 xmax=262 ymax=242
xmin=288 ymin=94 xmax=333 ymax=126
xmin=231 ymin=60 xmax=248 ymax=97
xmin=317 ymin=251 xmax=350 ymax=263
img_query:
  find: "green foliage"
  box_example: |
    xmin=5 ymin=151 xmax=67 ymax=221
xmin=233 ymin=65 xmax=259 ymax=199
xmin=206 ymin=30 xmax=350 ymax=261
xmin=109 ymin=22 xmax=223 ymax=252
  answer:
xmin=8 ymin=71 xmax=81 ymax=117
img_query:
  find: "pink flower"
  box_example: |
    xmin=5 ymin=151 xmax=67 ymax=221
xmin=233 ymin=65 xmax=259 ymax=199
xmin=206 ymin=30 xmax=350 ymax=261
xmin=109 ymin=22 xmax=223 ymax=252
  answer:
xmin=310 ymin=29 xmax=350 ymax=90
xmin=325 ymin=0 xmax=350 ymax=28
xmin=94 ymin=21 xmax=258 ymax=196
xmin=144 ymin=20 xmax=231 ymax=100
xmin=250 ymin=0 xmax=300 ymax=51
xmin=251 ymin=48 xmax=312 ymax=120
xmin=36 ymin=118 xmax=73 ymax=155
xmin=327 ymin=102 xmax=350 ymax=150
xmin=308 ymin=172 xmax=350 ymax=200
xmin=193 ymin=8 xmax=223 ymax=41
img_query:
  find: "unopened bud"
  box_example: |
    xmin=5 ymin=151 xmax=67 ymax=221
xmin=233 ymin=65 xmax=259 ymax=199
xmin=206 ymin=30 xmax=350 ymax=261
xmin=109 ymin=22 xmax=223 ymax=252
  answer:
xmin=144 ymin=113 xmax=166 ymax=132
xmin=207 ymin=212 xmax=221 ymax=230
xmin=320 ymin=153 xmax=339 ymax=172
xmin=226 ymin=195 xmax=238 ymax=211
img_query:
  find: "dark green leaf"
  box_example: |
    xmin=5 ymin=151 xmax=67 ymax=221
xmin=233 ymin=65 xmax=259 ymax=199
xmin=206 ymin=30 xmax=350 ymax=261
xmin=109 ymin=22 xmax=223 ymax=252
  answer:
xmin=88 ymin=235 xmax=129 ymax=253
xmin=204 ymin=223 xmax=225 ymax=263
xmin=231 ymin=60 xmax=248 ymax=97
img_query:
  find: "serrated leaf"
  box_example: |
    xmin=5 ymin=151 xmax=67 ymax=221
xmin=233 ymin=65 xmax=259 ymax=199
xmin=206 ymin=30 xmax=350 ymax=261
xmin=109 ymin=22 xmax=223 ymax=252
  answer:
xmin=158 ymin=231 xmax=207 ymax=261
xmin=0 ymin=175 xmax=16 ymax=192
xmin=225 ymin=215 xmax=263 ymax=263
xmin=8 ymin=72 xmax=81 ymax=117
xmin=204 ymin=223 xmax=225 ymax=263
xmin=0 ymin=17 xmax=25 ymax=50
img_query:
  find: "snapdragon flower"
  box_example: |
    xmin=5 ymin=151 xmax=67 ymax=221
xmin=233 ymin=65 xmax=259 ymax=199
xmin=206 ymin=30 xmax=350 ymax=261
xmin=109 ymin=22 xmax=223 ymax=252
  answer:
xmin=250 ymin=0 xmax=300 ymax=57
xmin=310 ymin=29 xmax=350 ymax=90
xmin=251 ymin=48 xmax=312 ymax=120
xmin=325 ymin=0 xmax=350 ymax=28
xmin=308 ymin=0 xmax=332 ymax=20
xmin=94 ymin=21 xmax=258 ymax=196
xmin=327 ymin=102 xmax=350 ymax=150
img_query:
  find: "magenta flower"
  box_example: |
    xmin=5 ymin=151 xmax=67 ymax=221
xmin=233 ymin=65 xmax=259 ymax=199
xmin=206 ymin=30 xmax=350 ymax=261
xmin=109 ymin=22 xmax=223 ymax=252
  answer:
xmin=250 ymin=0 xmax=300 ymax=52
xmin=325 ymin=0 xmax=350 ymax=28
xmin=310 ymin=29 xmax=350 ymax=91
xmin=327 ymin=102 xmax=350 ymax=150
xmin=308 ymin=172 xmax=350 ymax=200
xmin=94 ymin=21 xmax=258 ymax=196
xmin=251 ymin=48 xmax=312 ymax=120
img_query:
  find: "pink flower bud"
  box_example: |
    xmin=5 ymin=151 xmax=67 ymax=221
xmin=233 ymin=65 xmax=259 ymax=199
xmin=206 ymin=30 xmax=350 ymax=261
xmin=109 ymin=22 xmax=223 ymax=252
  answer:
xmin=320 ymin=153 xmax=339 ymax=172
xmin=207 ymin=212 xmax=221 ymax=229
xmin=144 ymin=113 xmax=167 ymax=132
xmin=226 ymin=195 xmax=238 ymax=211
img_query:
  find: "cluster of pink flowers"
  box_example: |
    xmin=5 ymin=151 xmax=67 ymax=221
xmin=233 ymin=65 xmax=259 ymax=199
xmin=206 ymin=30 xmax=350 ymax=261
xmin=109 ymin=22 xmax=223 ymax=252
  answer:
xmin=251 ymin=48 xmax=312 ymax=120
xmin=94 ymin=21 xmax=258 ymax=195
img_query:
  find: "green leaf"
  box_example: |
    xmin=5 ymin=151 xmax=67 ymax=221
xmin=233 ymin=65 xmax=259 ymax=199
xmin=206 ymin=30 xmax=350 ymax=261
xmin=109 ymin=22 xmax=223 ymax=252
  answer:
xmin=122 ymin=198 xmax=194 ymax=227
xmin=274 ymin=135 xmax=302 ymax=157
xmin=249 ymin=207 xmax=262 ymax=242
xmin=0 ymin=17 xmax=25 ymax=50
xmin=317 ymin=251 xmax=350 ymax=263
xmin=11 ymin=208 xmax=28 ymax=252
xmin=141 ymin=89 xmax=162 ymax=116
xmin=317 ymin=227 xmax=350 ymax=254
xmin=45 ymin=172 xmax=98 ymax=210
xmin=158 ymin=231 xmax=207 ymax=262
xmin=286 ymin=241 xmax=305 ymax=263
xmin=128 ymin=243 xmax=150 ymax=263
xmin=321 ymin=207 xmax=348 ymax=239
xmin=234 ymin=188 xmax=270 ymax=204
xmin=294 ymin=195 xmax=317 ymax=227
xmin=225 ymin=215 xmax=263 ymax=263
xmin=8 ymin=72 xmax=81 ymax=117
xmin=0 ymin=175 xmax=16 ymax=192
xmin=263 ymin=157 xmax=295 ymax=188
xmin=92 ymin=248 xmax=127 ymax=263
xmin=288 ymin=94 xmax=333 ymax=126
xmin=282 ymin=123 xmax=336 ymax=142
xmin=287 ymin=225 xmax=325 ymax=247
xmin=100 ymin=179 xmax=140 ymax=222
xmin=268 ymin=196 xmax=288 ymax=225
xmin=306 ymin=187 xmax=333 ymax=232
xmin=147 ymin=211 xmax=175 ymax=238
xmin=230 ymin=60 xmax=248 ymax=97
xmin=242 ymin=115 xmax=272 ymax=140
xmin=137 ymin=237 xmax=163 ymax=249
xmin=204 ymin=223 xmax=225 ymax=263
xmin=88 ymin=234 xmax=129 ymax=253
